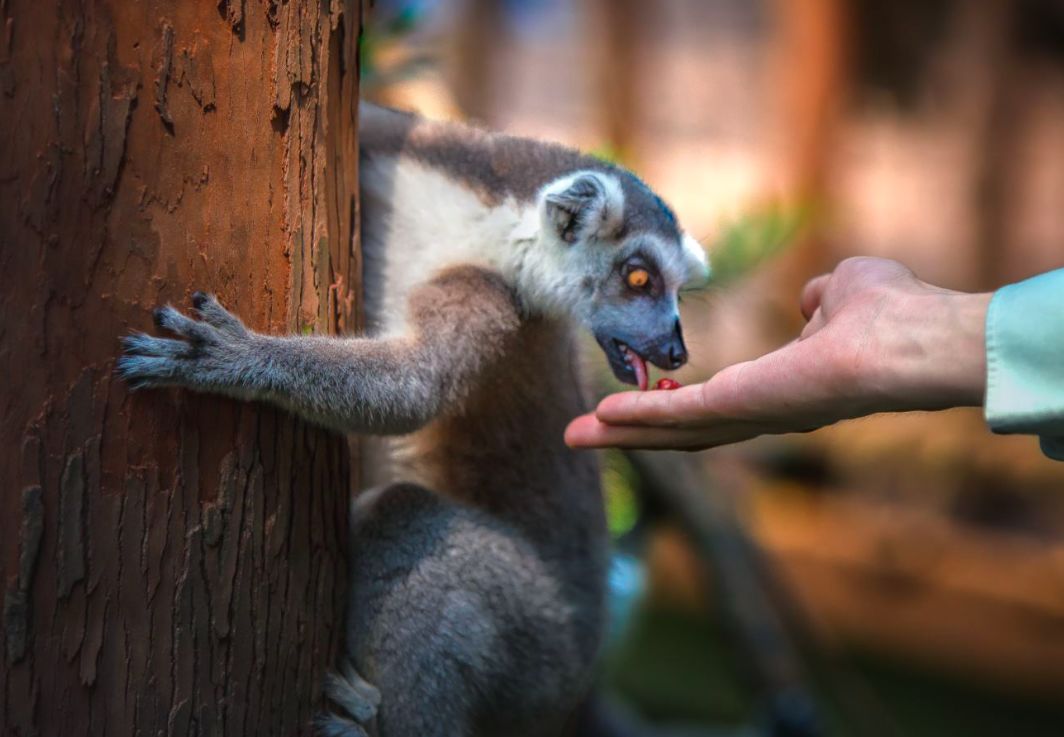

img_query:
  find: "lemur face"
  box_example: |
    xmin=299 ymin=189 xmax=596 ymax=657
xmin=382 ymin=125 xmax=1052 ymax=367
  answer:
xmin=540 ymin=170 xmax=709 ymax=390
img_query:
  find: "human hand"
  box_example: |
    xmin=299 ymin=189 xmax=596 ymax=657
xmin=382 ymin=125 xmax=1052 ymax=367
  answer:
xmin=565 ymin=257 xmax=992 ymax=450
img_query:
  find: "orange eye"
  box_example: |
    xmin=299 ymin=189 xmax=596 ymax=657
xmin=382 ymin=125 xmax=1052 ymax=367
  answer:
xmin=626 ymin=268 xmax=650 ymax=289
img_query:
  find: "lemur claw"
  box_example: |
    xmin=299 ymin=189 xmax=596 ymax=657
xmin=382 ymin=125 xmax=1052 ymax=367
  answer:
xmin=189 ymin=292 xmax=249 ymax=336
xmin=117 ymin=292 xmax=252 ymax=391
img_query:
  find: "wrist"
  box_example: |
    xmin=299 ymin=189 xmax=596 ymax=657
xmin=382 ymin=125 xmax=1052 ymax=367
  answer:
xmin=882 ymin=289 xmax=992 ymax=411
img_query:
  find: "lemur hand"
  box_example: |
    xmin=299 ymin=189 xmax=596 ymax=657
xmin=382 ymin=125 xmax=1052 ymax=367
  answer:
xmin=565 ymin=257 xmax=992 ymax=451
xmin=118 ymin=292 xmax=259 ymax=392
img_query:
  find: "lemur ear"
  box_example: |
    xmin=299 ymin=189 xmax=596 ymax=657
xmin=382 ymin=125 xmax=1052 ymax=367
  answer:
xmin=543 ymin=173 xmax=621 ymax=244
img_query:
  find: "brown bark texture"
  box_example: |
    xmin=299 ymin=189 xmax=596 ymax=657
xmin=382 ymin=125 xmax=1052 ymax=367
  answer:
xmin=0 ymin=1 xmax=362 ymax=735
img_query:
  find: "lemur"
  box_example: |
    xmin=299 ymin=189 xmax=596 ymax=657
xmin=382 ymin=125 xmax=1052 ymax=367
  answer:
xmin=118 ymin=102 xmax=708 ymax=737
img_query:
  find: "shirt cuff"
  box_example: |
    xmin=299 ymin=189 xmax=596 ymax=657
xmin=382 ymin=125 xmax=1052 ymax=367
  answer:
xmin=984 ymin=269 xmax=1064 ymax=460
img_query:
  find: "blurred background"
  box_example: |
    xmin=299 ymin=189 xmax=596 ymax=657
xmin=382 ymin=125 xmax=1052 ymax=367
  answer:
xmin=361 ymin=1 xmax=1064 ymax=734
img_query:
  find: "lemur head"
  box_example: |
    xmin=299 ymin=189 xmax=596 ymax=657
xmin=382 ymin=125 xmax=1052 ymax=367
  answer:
xmin=533 ymin=169 xmax=709 ymax=390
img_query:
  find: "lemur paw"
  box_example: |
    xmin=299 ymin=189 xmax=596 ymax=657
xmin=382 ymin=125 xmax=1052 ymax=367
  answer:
xmin=315 ymin=660 xmax=381 ymax=736
xmin=117 ymin=292 xmax=252 ymax=390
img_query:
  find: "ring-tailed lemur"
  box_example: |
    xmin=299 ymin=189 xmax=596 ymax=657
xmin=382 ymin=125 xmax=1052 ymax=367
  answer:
xmin=118 ymin=102 xmax=708 ymax=737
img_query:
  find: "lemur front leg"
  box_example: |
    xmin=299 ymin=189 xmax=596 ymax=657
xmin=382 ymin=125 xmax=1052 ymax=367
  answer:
xmin=118 ymin=266 xmax=522 ymax=434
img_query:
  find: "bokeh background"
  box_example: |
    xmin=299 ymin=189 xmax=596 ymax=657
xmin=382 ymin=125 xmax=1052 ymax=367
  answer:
xmin=361 ymin=1 xmax=1064 ymax=734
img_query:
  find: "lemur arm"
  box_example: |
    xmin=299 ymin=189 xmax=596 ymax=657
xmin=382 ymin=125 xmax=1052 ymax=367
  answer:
xmin=118 ymin=266 xmax=522 ymax=434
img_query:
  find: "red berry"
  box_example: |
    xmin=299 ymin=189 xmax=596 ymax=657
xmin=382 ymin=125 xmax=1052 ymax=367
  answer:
xmin=655 ymin=378 xmax=682 ymax=391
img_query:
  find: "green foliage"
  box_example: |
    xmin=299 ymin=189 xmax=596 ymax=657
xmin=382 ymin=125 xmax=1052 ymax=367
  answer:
xmin=704 ymin=200 xmax=816 ymax=288
xmin=359 ymin=28 xmax=380 ymax=80
xmin=602 ymin=450 xmax=641 ymax=539
xmin=360 ymin=2 xmax=431 ymax=83
xmin=586 ymin=144 xmax=624 ymax=166
xmin=605 ymin=604 xmax=755 ymax=725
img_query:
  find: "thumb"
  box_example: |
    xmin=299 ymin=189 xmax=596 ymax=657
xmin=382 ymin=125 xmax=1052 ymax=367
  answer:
xmin=799 ymin=306 xmax=828 ymax=339
xmin=800 ymin=273 xmax=831 ymax=321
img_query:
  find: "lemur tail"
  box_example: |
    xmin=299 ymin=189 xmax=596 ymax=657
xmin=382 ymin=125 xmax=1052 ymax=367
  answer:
xmin=314 ymin=662 xmax=381 ymax=737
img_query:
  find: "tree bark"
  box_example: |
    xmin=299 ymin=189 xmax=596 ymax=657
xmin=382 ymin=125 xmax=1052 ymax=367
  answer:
xmin=0 ymin=1 xmax=362 ymax=735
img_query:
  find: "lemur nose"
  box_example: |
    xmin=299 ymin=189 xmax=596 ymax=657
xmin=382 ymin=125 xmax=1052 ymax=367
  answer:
xmin=667 ymin=319 xmax=688 ymax=369
xmin=668 ymin=346 xmax=686 ymax=369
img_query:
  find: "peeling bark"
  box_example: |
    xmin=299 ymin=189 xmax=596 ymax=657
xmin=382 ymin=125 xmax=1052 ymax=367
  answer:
xmin=0 ymin=1 xmax=362 ymax=735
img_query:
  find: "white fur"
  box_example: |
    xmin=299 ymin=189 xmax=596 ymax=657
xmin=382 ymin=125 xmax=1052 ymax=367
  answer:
xmin=681 ymin=233 xmax=711 ymax=288
xmin=361 ymin=155 xmax=532 ymax=332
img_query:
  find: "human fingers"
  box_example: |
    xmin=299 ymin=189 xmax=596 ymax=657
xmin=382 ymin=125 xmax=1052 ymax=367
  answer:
xmin=593 ymin=332 xmax=848 ymax=433
xmin=593 ymin=384 xmax=711 ymax=427
xmin=800 ymin=273 xmax=832 ymax=321
xmin=799 ymin=306 xmax=828 ymax=339
xmin=595 ymin=349 xmax=809 ymax=427
xmin=564 ymin=413 xmax=738 ymax=450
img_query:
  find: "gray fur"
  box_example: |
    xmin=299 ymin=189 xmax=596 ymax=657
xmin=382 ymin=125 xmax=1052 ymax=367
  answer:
xmin=545 ymin=173 xmax=615 ymax=243
xmin=119 ymin=275 xmax=522 ymax=434
xmin=119 ymin=103 xmax=707 ymax=737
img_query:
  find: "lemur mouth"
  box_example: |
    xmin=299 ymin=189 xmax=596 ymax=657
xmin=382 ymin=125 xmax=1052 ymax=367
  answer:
xmin=614 ymin=340 xmax=649 ymax=391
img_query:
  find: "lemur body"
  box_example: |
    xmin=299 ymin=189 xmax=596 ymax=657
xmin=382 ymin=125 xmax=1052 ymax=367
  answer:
xmin=119 ymin=103 xmax=708 ymax=737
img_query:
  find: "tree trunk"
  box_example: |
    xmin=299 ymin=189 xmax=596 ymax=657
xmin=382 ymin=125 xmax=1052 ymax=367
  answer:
xmin=448 ymin=0 xmax=506 ymax=126
xmin=0 ymin=1 xmax=362 ymax=735
xmin=591 ymin=0 xmax=646 ymax=166
xmin=767 ymin=0 xmax=850 ymax=335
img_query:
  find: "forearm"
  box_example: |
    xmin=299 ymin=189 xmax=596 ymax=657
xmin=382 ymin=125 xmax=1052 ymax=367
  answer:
xmin=120 ymin=268 xmax=522 ymax=436
xmin=125 ymin=329 xmax=444 ymax=434
xmin=248 ymin=335 xmax=442 ymax=434
xmin=119 ymin=297 xmax=450 ymax=435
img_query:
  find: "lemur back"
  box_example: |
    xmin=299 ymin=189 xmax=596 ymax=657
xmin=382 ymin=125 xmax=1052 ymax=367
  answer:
xmin=118 ymin=101 xmax=707 ymax=737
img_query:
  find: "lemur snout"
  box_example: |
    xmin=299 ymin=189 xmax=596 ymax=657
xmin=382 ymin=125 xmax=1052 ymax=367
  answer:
xmin=648 ymin=319 xmax=688 ymax=370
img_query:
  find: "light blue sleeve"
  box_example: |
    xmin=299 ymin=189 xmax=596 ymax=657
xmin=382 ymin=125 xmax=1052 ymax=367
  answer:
xmin=984 ymin=268 xmax=1064 ymax=461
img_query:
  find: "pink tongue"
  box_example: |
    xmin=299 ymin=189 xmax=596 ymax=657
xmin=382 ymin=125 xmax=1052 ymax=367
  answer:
xmin=625 ymin=347 xmax=649 ymax=391
xmin=634 ymin=356 xmax=648 ymax=391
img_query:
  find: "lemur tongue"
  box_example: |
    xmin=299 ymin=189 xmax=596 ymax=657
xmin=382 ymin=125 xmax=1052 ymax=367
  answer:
xmin=623 ymin=345 xmax=649 ymax=392
xmin=634 ymin=356 xmax=648 ymax=392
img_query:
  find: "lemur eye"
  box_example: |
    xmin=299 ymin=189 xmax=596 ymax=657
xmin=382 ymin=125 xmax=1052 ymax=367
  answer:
xmin=626 ymin=268 xmax=650 ymax=289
